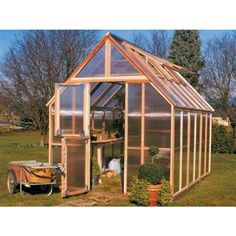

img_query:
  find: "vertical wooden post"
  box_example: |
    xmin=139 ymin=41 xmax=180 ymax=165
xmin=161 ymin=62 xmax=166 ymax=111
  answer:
xmin=186 ymin=111 xmax=191 ymax=187
xmin=84 ymin=83 xmax=91 ymax=190
xmin=97 ymin=145 xmax=103 ymax=171
xmin=198 ymin=113 xmax=203 ymax=178
xmin=55 ymin=83 xmax=60 ymax=136
xmin=48 ymin=104 xmax=53 ymax=164
xmin=124 ymin=83 xmax=128 ymax=193
xmin=193 ymin=113 xmax=197 ymax=181
xmin=208 ymin=113 xmax=212 ymax=173
xmin=105 ymin=40 xmax=111 ymax=77
xmin=141 ymin=83 xmax=145 ymax=165
xmin=204 ymin=114 xmax=208 ymax=174
xmin=179 ymin=110 xmax=183 ymax=191
xmin=170 ymin=106 xmax=175 ymax=194
xmin=61 ymin=137 xmax=67 ymax=198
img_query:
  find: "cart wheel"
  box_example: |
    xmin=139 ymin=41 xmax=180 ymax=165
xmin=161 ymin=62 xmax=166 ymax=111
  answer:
xmin=7 ymin=170 xmax=18 ymax=194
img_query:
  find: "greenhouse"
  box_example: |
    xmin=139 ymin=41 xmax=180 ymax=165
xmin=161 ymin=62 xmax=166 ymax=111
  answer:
xmin=46 ymin=32 xmax=214 ymax=198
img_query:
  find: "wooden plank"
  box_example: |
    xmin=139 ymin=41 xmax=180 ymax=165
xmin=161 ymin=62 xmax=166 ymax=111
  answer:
xmin=186 ymin=111 xmax=191 ymax=187
xmin=61 ymin=137 xmax=67 ymax=198
xmin=170 ymin=106 xmax=175 ymax=194
xmin=208 ymin=113 xmax=212 ymax=173
xmin=71 ymin=75 xmax=148 ymax=83
xmin=105 ymin=40 xmax=111 ymax=77
xmin=198 ymin=113 xmax=203 ymax=178
xmin=84 ymin=83 xmax=91 ymax=190
xmin=54 ymin=83 xmax=60 ymax=136
xmin=179 ymin=110 xmax=183 ymax=191
xmin=141 ymin=83 xmax=145 ymax=165
xmin=48 ymin=104 xmax=53 ymax=164
xmin=193 ymin=113 xmax=197 ymax=181
xmin=204 ymin=114 xmax=208 ymax=174
xmin=124 ymin=83 xmax=128 ymax=193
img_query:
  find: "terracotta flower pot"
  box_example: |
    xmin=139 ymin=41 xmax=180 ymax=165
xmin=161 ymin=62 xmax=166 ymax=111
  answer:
xmin=147 ymin=184 xmax=162 ymax=206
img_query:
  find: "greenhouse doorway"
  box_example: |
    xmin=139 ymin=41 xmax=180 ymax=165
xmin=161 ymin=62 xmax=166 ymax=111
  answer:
xmin=89 ymin=81 xmax=125 ymax=194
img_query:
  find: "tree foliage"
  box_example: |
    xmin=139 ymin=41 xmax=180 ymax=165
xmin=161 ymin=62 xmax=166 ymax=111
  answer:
xmin=201 ymin=33 xmax=236 ymax=138
xmin=168 ymin=30 xmax=204 ymax=89
xmin=0 ymin=30 xmax=97 ymax=145
xmin=132 ymin=30 xmax=170 ymax=58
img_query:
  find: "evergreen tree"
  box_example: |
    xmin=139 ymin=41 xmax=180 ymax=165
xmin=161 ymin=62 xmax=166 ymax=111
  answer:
xmin=168 ymin=30 xmax=204 ymax=89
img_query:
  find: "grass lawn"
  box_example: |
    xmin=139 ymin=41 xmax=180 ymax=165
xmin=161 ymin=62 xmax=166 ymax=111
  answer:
xmin=0 ymin=130 xmax=236 ymax=206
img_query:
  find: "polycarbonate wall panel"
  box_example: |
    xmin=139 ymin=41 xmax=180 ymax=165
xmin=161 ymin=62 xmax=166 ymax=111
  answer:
xmin=105 ymin=110 xmax=114 ymax=132
xmin=94 ymin=111 xmax=103 ymax=130
xmin=189 ymin=113 xmax=195 ymax=183
xmin=182 ymin=112 xmax=188 ymax=188
xmin=77 ymin=45 xmax=105 ymax=77
xmin=59 ymin=85 xmax=84 ymax=135
xmin=52 ymin=146 xmax=61 ymax=164
xmin=110 ymin=44 xmax=141 ymax=76
xmin=128 ymin=84 xmax=141 ymax=147
xmin=174 ymin=111 xmax=181 ymax=193
xmin=67 ymin=140 xmax=86 ymax=191
xmin=127 ymin=149 xmax=141 ymax=184
xmin=144 ymin=84 xmax=171 ymax=148
xmin=201 ymin=114 xmax=205 ymax=176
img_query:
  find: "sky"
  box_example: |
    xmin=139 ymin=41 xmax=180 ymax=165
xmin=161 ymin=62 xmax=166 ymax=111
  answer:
xmin=0 ymin=30 xmax=235 ymax=59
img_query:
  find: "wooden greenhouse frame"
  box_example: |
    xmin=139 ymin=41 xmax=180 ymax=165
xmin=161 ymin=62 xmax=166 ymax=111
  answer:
xmin=46 ymin=32 xmax=214 ymax=198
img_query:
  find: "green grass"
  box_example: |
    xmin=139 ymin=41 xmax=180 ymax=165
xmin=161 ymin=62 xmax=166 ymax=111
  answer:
xmin=0 ymin=130 xmax=236 ymax=206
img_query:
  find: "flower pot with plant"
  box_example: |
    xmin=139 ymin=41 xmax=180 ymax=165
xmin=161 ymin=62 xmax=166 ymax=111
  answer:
xmin=138 ymin=163 xmax=168 ymax=206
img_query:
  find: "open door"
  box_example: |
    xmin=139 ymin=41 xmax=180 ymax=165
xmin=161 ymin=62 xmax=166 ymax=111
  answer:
xmin=55 ymin=83 xmax=91 ymax=197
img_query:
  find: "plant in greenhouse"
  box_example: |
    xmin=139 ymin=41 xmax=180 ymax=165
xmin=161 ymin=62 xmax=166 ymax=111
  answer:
xmin=158 ymin=179 xmax=172 ymax=206
xmin=129 ymin=176 xmax=150 ymax=206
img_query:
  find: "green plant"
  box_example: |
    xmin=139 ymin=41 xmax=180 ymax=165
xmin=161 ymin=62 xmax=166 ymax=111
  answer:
xmin=91 ymin=155 xmax=100 ymax=179
xmin=129 ymin=176 xmax=150 ymax=206
xmin=158 ymin=179 xmax=172 ymax=206
xmin=212 ymin=124 xmax=234 ymax=154
xmin=138 ymin=163 xmax=168 ymax=185
xmin=148 ymin=146 xmax=159 ymax=157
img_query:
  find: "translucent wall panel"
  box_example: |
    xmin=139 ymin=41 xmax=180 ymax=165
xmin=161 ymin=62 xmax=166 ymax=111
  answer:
xmin=51 ymin=114 xmax=61 ymax=143
xmin=195 ymin=114 xmax=200 ymax=179
xmin=77 ymin=45 xmax=105 ymax=77
xmin=110 ymin=44 xmax=141 ymax=76
xmin=59 ymin=85 xmax=84 ymax=135
xmin=201 ymin=114 xmax=205 ymax=176
xmin=127 ymin=149 xmax=141 ymax=184
xmin=174 ymin=111 xmax=181 ymax=193
xmin=182 ymin=112 xmax=188 ymax=188
xmin=189 ymin=113 xmax=195 ymax=183
xmin=94 ymin=111 xmax=103 ymax=130
xmin=128 ymin=84 xmax=141 ymax=147
xmin=105 ymin=110 xmax=114 ymax=132
xmin=66 ymin=140 xmax=86 ymax=192
xmin=144 ymin=84 xmax=171 ymax=148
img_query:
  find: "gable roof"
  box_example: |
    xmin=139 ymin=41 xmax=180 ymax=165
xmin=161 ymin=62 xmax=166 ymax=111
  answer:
xmin=47 ymin=32 xmax=214 ymax=112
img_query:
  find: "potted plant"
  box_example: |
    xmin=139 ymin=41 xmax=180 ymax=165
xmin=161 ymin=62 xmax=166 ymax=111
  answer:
xmin=138 ymin=163 xmax=168 ymax=206
xmin=148 ymin=146 xmax=159 ymax=163
xmin=158 ymin=179 xmax=172 ymax=206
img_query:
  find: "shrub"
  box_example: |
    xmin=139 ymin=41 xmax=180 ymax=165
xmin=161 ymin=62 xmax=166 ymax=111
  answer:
xmin=212 ymin=124 xmax=234 ymax=154
xmin=129 ymin=176 xmax=150 ymax=206
xmin=138 ymin=163 xmax=168 ymax=185
xmin=148 ymin=146 xmax=159 ymax=157
xmin=158 ymin=179 xmax=172 ymax=206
